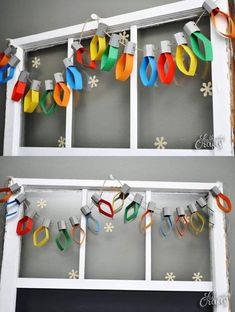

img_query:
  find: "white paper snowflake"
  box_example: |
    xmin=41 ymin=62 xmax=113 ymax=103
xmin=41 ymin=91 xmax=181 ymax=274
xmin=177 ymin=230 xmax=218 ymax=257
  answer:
xmin=192 ymin=272 xmax=203 ymax=281
xmin=154 ymin=137 xmax=168 ymax=149
xmin=58 ymin=136 xmax=66 ymax=148
xmin=32 ymin=56 xmax=41 ymax=69
xmin=119 ymin=31 xmax=129 ymax=45
xmin=104 ymin=222 xmax=115 ymax=233
xmin=36 ymin=199 xmax=47 ymax=209
xmin=165 ymin=272 xmax=176 ymax=281
xmin=68 ymin=269 xmax=79 ymax=279
xmin=88 ymin=75 xmax=99 ymax=88
xmin=200 ymin=81 xmax=212 ymax=97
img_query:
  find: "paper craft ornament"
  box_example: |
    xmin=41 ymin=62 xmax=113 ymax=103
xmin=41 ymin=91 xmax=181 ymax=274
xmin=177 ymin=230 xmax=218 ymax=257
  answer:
xmin=69 ymin=216 xmax=86 ymax=245
xmin=92 ymin=193 xmax=114 ymax=218
xmin=140 ymin=201 xmax=155 ymax=232
xmin=160 ymin=207 xmax=173 ymax=237
xmin=33 ymin=218 xmax=51 ymax=247
xmin=203 ymin=0 xmax=235 ymax=39
xmin=55 ymin=221 xmax=73 ymax=252
xmin=0 ymin=183 xmax=21 ymax=203
xmin=0 ymin=46 xmax=17 ymax=67
xmin=90 ymin=23 xmax=108 ymax=61
xmin=101 ymin=34 xmax=120 ymax=71
xmin=24 ymin=80 xmax=41 ymax=113
xmin=11 ymin=71 xmax=29 ymax=102
xmin=112 ymin=183 xmax=131 ymax=214
xmin=115 ymin=41 xmax=136 ymax=81
xmin=175 ymin=207 xmax=189 ymax=238
xmin=188 ymin=203 xmax=205 ymax=235
xmin=81 ymin=205 xmax=100 ymax=234
xmin=72 ymin=42 xmax=97 ymax=69
xmin=210 ymin=186 xmax=232 ymax=213
xmin=184 ymin=21 xmax=213 ymax=62
xmin=0 ymin=56 xmax=20 ymax=84
xmin=124 ymin=193 xmax=143 ymax=223
xmin=40 ymin=80 xmax=57 ymax=115
xmin=174 ymin=32 xmax=197 ymax=76
xmin=16 ymin=209 xmax=37 ymax=236
xmin=157 ymin=40 xmax=175 ymax=84
xmin=53 ymin=72 xmax=71 ymax=107
xmin=63 ymin=58 xmax=83 ymax=90
xmin=139 ymin=44 xmax=158 ymax=87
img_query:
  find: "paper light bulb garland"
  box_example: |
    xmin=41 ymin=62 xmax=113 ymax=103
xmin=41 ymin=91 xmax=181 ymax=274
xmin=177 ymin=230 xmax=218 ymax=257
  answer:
xmin=53 ymin=72 xmax=71 ymax=107
xmin=158 ymin=41 xmax=175 ymax=84
xmin=69 ymin=216 xmax=86 ymax=245
xmin=55 ymin=221 xmax=73 ymax=252
xmin=0 ymin=183 xmax=21 ymax=203
xmin=175 ymin=207 xmax=189 ymax=238
xmin=210 ymin=186 xmax=232 ymax=213
xmin=91 ymin=193 xmax=114 ymax=219
xmin=139 ymin=44 xmax=158 ymax=87
xmin=16 ymin=209 xmax=37 ymax=236
xmin=188 ymin=203 xmax=205 ymax=235
xmin=72 ymin=42 xmax=97 ymax=70
xmin=11 ymin=71 xmax=29 ymax=102
xmin=160 ymin=207 xmax=173 ymax=238
xmin=174 ymin=32 xmax=198 ymax=77
xmin=0 ymin=178 xmax=232 ymax=254
xmin=124 ymin=193 xmax=143 ymax=223
xmin=112 ymin=183 xmax=131 ymax=214
xmin=0 ymin=56 xmax=20 ymax=84
xmin=24 ymin=80 xmax=41 ymax=113
xmin=63 ymin=58 xmax=83 ymax=91
xmin=90 ymin=23 xmax=108 ymax=61
xmin=0 ymin=46 xmax=17 ymax=67
xmin=184 ymin=21 xmax=213 ymax=62
xmin=81 ymin=205 xmax=100 ymax=234
xmin=140 ymin=201 xmax=155 ymax=232
xmin=203 ymin=0 xmax=235 ymax=39
xmin=33 ymin=218 xmax=51 ymax=247
xmin=40 ymin=80 xmax=57 ymax=115
xmin=101 ymin=34 xmax=120 ymax=71
xmin=115 ymin=41 xmax=136 ymax=81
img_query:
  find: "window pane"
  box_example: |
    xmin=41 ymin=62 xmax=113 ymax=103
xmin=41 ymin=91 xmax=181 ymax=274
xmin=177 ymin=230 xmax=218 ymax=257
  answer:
xmin=22 ymin=45 xmax=67 ymax=148
xmin=72 ymin=35 xmax=130 ymax=148
xmin=85 ymin=190 xmax=145 ymax=280
xmin=151 ymin=192 xmax=211 ymax=281
xmin=138 ymin=18 xmax=213 ymax=149
xmin=20 ymin=189 xmax=82 ymax=278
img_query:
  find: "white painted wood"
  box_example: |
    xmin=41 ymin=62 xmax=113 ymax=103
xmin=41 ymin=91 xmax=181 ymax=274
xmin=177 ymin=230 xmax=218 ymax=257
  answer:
xmin=16 ymin=147 xmax=220 ymax=156
xmin=11 ymin=178 xmax=216 ymax=193
xmin=3 ymin=46 xmax=24 ymax=156
xmin=9 ymin=0 xmax=206 ymax=51
xmin=130 ymin=25 xmax=138 ymax=149
xmin=15 ymin=278 xmax=213 ymax=292
xmin=65 ymin=38 xmax=74 ymax=148
xmin=210 ymin=0 xmax=234 ymax=156
xmin=208 ymin=182 xmax=230 ymax=312
xmin=0 ymin=181 xmax=24 ymax=312
xmin=145 ymin=190 xmax=152 ymax=281
xmin=79 ymin=189 xmax=87 ymax=280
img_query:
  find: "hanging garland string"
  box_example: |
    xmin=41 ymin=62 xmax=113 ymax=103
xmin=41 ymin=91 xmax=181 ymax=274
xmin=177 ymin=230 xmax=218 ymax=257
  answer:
xmin=0 ymin=0 xmax=232 ymax=116
xmin=1 ymin=177 xmax=232 ymax=252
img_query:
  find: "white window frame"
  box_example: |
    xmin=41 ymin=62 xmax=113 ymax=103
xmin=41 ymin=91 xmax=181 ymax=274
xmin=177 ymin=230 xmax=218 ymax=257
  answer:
xmin=3 ymin=0 xmax=234 ymax=156
xmin=0 ymin=178 xmax=230 ymax=311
